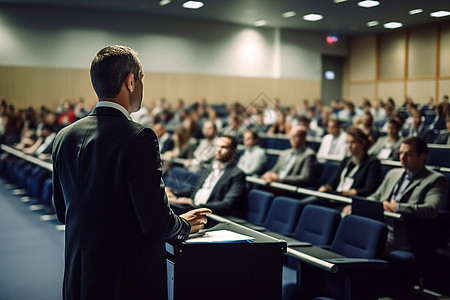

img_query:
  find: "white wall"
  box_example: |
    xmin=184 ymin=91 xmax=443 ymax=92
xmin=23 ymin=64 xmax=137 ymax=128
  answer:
xmin=0 ymin=4 xmax=348 ymax=79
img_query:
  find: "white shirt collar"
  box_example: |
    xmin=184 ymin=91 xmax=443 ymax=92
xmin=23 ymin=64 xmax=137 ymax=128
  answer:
xmin=96 ymin=101 xmax=132 ymax=121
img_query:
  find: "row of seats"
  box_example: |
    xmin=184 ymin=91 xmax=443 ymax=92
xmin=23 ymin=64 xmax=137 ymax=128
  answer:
xmin=239 ymin=189 xmax=389 ymax=300
xmin=0 ymin=156 xmax=53 ymax=213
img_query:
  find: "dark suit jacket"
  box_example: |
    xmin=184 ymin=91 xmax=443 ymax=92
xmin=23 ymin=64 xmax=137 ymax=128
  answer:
xmin=368 ymin=167 xmax=447 ymax=251
xmin=327 ymin=154 xmax=382 ymax=196
xmin=192 ymin=162 xmax=247 ymax=217
xmin=52 ymin=107 xmax=190 ymax=300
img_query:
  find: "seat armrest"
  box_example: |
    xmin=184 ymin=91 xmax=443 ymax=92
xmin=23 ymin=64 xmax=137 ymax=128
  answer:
xmin=326 ymin=258 xmax=388 ymax=270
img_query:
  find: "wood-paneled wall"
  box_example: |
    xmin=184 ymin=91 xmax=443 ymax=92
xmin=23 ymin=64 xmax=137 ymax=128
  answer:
xmin=0 ymin=66 xmax=320 ymax=111
xmin=347 ymin=21 xmax=450 ymax=106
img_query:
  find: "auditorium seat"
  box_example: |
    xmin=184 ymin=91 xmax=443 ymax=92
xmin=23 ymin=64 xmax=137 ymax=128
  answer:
xmin=292 ymin=205 xmax=341 ymax=247
xmin=162 ymin=166 xmax=199 ymax=194
xmin=426 ymin=147 xmax=450 ymax=168
xmin=263 ymin=196 xmax=304 ymax=236
xmin=312 ymin=159 xmax=340 ymax=189
xmin=284 ymin=215 xmax=388 ymax=300
xmin=245 ymin=189 xmax=275 ymax=226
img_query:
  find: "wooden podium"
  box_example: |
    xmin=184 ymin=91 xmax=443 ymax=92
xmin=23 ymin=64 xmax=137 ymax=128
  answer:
xmin=166 ymin=218 xmax=286 ymax=300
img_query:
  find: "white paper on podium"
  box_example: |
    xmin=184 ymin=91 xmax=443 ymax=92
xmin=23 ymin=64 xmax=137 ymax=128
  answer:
xmin=185 ymin=229 xmax=254 ymax=244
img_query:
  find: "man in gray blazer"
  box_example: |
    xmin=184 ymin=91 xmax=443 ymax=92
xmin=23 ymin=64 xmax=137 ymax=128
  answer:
xmin=53 ymin=45 xmax=211 ymax=300
xmin=260 ymin=126 xmax=316 ymax=186
xmin=367 ymin=136 xmax=447 ymax=253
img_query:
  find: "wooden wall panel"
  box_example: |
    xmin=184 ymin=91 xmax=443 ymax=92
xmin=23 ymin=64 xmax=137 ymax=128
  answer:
xmin=378 ymin=81 xmax=404 ymax=103
xmin=379 ymin=31 xmax=405 ymax=80
xmin=0 ymin=66 xmax=320 ymax=110
xmin=349 ymin=35 xmax=376 ymax=82
xmin=408 ymin=26 xmax=437 ymax=78
xmin=406 ymin=80 xmax=435 ymax=104
xmin=440 ymin=23 xmax=450 ymax=76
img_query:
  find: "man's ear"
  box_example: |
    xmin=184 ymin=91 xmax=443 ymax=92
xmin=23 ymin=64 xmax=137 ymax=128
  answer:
xmin=125 ymin=73 xmax=134 ymax=92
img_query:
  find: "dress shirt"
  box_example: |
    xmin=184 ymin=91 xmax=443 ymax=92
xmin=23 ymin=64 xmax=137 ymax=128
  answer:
xmin=193 ymin=161 xmax=228 ymax=205
xmin=391 ymin=171 xmax=417 ymax=203
xmin=237 ymin=145 xmax=267 ymax=175
xmin=96 ymin=101 xmax=132 ymax=121
xmin=35 ymin=133 xmax=56 ymax=154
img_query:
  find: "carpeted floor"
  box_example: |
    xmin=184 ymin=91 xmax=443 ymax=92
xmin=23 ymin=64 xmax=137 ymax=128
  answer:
xmin=0 ymin=180 xmax=64 ymax=300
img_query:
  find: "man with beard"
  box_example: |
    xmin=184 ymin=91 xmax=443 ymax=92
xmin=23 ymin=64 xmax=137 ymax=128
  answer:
xmin=167 ymin=134 xmax=247 ymax=218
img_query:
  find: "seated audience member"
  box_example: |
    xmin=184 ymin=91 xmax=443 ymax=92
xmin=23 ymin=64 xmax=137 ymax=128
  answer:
xmin=403 ymin=108 xmax=431 ymax=141
xmin=365 ymin=137 xmax=446 ymax=253
xmin=268 ymin=110 xmax=291 ymax=135
xmin=318 ymin=126 xmax=381 ymax=197
xmin=421 ymin=96 xmax=436 ymax=113
xmin=237 ymin=130 xmax=267 ymax=176
xmin=163 ymin=125 xmax=196 ymax=160
xmin=368 ymin=118 xmax=403 ymax=160
xmin=429 ymin=102 xmax=449 ymax=131
xmin=316 ymin=119 xmax=347 ymax=161
xmin=222 ymin=114 xmax=246 ymax=144
xmin=207 ymin=107 xmax=223 ymax=132
xmin=167 ymin=135 xmax=246 ymax=217
xmin=359 ymin=112 xmax=379 ymax=145
xmin=23 ymin=124 xmax=56 ymax=157
xmin=298 ymin=116 xmax=324 ymax=140
xmin=153 ymin=122 xmax=174 ymax=154
xmin=260 ymin=126 xmax=316 ymax=186
xmin=57 ymin=99 xmax=75 ymax=126
xmin=184 ymin=120 xmax=218 ymax=173
xmin=433 ymin=112 xmax=450 ymax=144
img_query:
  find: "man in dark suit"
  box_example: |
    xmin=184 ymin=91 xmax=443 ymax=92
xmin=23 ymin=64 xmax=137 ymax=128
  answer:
xmin=167 ymin=135 xmax=247 ymax=217
xmin=52 ymin=45 xmax=211 ymax=300
xmin=367 ymin=136 xmax=447 ymax=252
xmin=260 ymin=126 xmax=316 ymax=186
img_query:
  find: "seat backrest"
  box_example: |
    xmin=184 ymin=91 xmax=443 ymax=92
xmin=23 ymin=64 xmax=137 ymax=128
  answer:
xmin=263 ymin=196 xmax=304 ymax=235
xmin=312 ymin=160 xmax=340 ymax=189
xmin=246 ymin=189 xmax=275 ymax=226
xmin=263 ymin=153 xmax=279 ymax=173
xmin=163 ymin=166 xmax=199 ymax=193
xmin=330 ymin=214 xmax=387 ymax=259
xmin=427 ymin=148 xmax=450 ymax=168
xmin=292 ymin=204 xmax=341 ymax=246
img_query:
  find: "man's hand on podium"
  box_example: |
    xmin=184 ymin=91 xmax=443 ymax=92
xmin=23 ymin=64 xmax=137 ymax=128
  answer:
xmin=180 ymin=208 xmax=212 ymax=233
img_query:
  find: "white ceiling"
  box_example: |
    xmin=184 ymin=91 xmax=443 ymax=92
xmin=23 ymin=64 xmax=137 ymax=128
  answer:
xmin=1 ymin=0 xmax=450 ymax=36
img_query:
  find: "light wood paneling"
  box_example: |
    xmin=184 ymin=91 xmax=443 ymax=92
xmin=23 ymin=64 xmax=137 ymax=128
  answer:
xmin=0 ymin=66 xmax=320 ymax=110
xmin=349 ymin=35 xmax=377 ymax=82
xmin=439 ymin=79 xmax=450 ymax=100
xmin=378 ymin=81 xmax=404 ymax=103
xmin=349 ymin=83 xmax=376 ymax=105
xmin=406 ymin=80 xmax=435 ymax=104
xmin=440 ymin=23 xmax=450 ymax=76
xmin=408 ymin=26 xmax=438 ymax=78
xmin=379 ymin=31 xmax=406 ymax=80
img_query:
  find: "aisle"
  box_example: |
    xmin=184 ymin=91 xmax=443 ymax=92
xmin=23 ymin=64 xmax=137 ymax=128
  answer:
xmin=0 ymin=180 xmax=64 ymax=300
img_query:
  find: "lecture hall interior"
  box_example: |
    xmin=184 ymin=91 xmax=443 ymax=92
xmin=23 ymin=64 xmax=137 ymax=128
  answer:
xmin=1 ymin=0 xmax=450 ymax=299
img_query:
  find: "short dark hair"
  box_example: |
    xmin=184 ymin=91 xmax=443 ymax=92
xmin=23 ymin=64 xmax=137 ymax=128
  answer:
xmin=220 ymin=134 xmax=238 ymax=153
xmin=402 ymin=136 xmax=428 ymax=155
xmin=387 ymin=118 xmax=401 ymax=130
xmin=245 ymin=129 xmax=259 ymax=141
xmin=90 ymin=45 xmax=143 ymax=99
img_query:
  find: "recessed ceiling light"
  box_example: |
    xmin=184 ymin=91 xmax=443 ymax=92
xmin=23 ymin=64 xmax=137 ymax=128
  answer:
xmin=182 ymin=1 xmax=204 ymax=9
xmin=367 ymin=20 xmax=379 ymax=27
xmin=282 ymin=11 xmax=296 ymax=18
xmin=159 ymin=0 xmax=171 ymax=6
xmin=384 ymin=22 xmax=403 ymax=29
xmin=254 ymin=19 xmax=267 ymax=27
xmin=303 ymin=14 xmax=323 ymax=22
xmin=409 ymin=8 xmax=423 ymax=15
xmin=334 ymin=0 xmax=348 ymax=3
xmin=430 ymin=10 xmax=450 ymax=18
xmin=357 ymin=1 xmax=380 ymax=8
